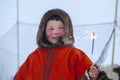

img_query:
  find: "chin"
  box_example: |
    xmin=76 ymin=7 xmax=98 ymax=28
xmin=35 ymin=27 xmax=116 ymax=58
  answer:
xmin=50 ymin=42 xmax=57 ymax=44
xmin=51 ymin=41 xmax=58 ymax=44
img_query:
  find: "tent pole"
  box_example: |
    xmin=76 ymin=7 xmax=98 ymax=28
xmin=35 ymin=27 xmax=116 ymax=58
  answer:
xmin=110 ymin=0 xmax=118 ymax=78
xmin=16 ymin=0 xmax=20 ymax=70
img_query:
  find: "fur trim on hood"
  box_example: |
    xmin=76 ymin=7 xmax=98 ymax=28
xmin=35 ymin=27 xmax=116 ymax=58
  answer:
xmin=36 ymin=9 xmax=74 ymax=48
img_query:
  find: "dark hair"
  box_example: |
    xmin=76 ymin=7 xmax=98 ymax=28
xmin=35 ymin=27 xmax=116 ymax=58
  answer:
xmin=47 ymin=15 xmax=64 ymax=22
xmin=37 ymin=9 xmax=74 ymax=48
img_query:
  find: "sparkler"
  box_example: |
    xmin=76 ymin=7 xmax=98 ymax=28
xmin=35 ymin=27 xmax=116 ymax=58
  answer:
xmin=90 ymin=32 xmax=96 ymax=55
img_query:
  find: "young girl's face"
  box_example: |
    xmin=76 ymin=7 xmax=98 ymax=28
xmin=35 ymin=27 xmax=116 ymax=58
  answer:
xmin=46 ymin=20 xmax=65 ymax=44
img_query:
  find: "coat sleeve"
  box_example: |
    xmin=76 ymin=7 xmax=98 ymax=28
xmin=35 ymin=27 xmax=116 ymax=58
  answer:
xmin=14 ymin=56 xmax=30 ymax=80
xmin=69 ymin=49 xmax=93 ymax=80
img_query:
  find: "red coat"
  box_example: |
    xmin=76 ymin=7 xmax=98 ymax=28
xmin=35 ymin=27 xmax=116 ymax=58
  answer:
xmin=14 ymin=46 xmax=93 ymax=80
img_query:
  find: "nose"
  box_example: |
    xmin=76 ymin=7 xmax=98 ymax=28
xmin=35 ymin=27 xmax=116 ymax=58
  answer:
xmin=53 ymin=29 xmax=60 ymax=35
xmin=54 ymin=30 xmax=59 ymax=34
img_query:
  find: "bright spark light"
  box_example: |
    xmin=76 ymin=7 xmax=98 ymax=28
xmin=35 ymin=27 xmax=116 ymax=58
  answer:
xmin=90 ymin=32 xmax=97 ymax=40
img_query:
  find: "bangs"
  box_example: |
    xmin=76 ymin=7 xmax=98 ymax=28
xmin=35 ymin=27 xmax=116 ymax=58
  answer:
xmin=47 ymin=15 xmax=64 ymax=23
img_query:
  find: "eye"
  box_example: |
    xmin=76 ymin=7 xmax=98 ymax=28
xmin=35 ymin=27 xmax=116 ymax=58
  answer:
xmin=59 ymin=26 xmax=64 ymax=29
xmin=48 ymin=27 xmax=54 ymax=30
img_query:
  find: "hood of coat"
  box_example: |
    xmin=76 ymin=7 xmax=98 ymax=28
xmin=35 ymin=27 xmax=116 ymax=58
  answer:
xmin=37 ymin=9 xmax=74 ymax=48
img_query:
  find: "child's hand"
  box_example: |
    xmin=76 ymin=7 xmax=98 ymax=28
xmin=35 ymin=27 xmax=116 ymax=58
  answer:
xmin=88 ymin=64 xmax=99 ymax=80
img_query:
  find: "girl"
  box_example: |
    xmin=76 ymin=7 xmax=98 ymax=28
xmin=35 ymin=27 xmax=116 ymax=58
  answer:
xmin=14 ymin=9 xmax=99 ymax=80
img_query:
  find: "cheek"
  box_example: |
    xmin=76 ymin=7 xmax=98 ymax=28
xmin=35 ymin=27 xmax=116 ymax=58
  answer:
xmin=46 ymin=30 xmax=53 ymax=37
xmin=60 ymin=29 xmax=65 ymax=35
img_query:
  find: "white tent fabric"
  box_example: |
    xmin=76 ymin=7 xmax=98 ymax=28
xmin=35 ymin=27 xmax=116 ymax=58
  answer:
xmin=0 ymin=0 xmax=120 ymax=79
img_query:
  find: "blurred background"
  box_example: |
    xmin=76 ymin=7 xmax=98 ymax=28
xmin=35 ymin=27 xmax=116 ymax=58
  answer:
xmin=0 ymin=0 xmax=120 ymax=80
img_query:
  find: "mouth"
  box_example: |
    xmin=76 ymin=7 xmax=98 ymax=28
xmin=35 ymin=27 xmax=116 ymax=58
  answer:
xmin=52 ymin=36 xmax=61 ymax=40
